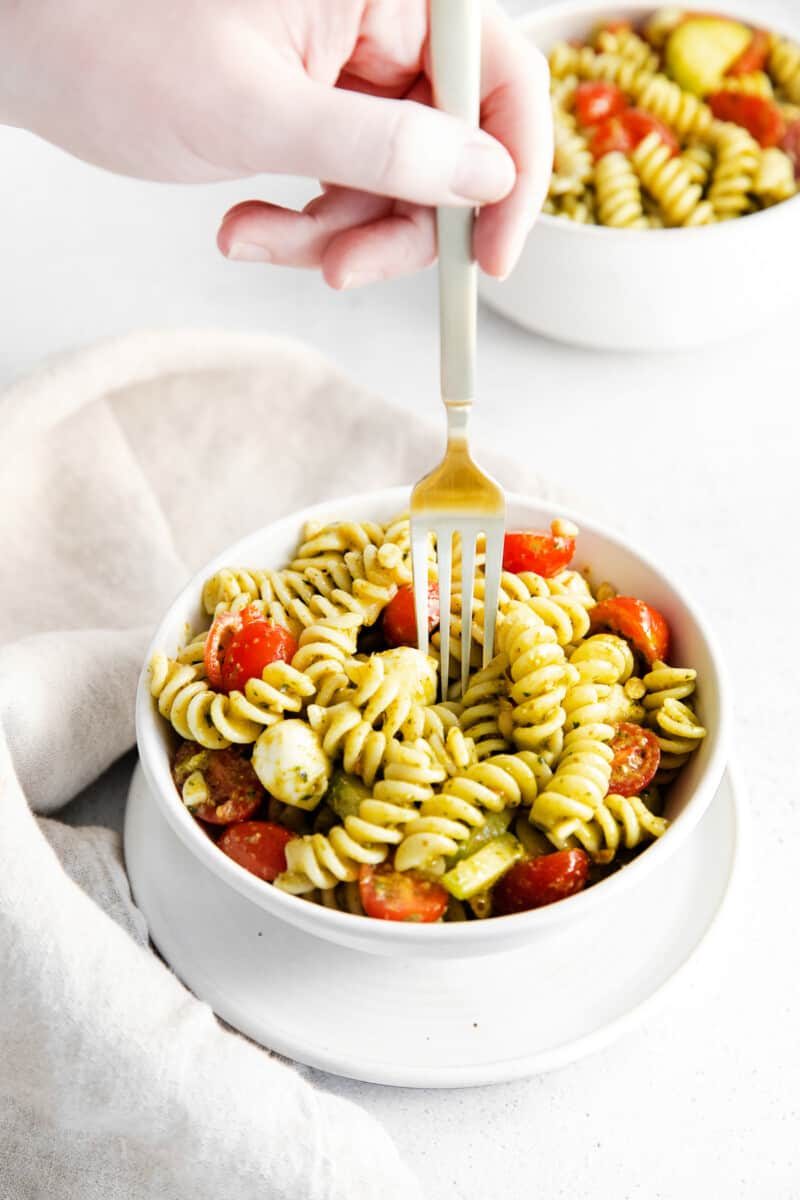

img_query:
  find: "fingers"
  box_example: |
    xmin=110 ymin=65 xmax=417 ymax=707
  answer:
xmin=473 ymin=6 xmax=553 ymax=278
xmin=322 ymin=204 xmax=436 ymax=289
xmin=217 ymin=188 xmax=435 ymax=287
xmin=218 ymin=190 xmax=390 ymax=267
xmin=253 ymin=76 xmax=515 ymax=208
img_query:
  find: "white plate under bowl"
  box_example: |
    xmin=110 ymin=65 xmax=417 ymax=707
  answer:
xmin=124 ymin=760 xmax=746 ymax=1088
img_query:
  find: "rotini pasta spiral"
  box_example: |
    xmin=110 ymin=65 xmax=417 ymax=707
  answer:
xmin=458 ymin=654 xmax=514 ymax=760
xmin=595 ymin=27 xmax=659 ymax=73
xmin=496 ymin=602 xmax=573 ymax=753
xmin=150 ymin=654 xmax=289 ymax=748
xmin=569 ymin=634 xmax=634 ymax=686
xmin=294 ymin=518 xmax=385 ymax=559
xmin=291 ymin=614 xmax=361 ymax=707
xmin=642 ymin=660 xmax=697 ymax=710
xmin=649 ymin=697 xmax=707 ymax=774
xmin=529 ymin=722 xmax=614 ymax=840
xmin=395 ymin=751 xmax=550 ymax=871
xmin=718 ymin=70 xmax=774 ymax=98
xmin=770 ymin=35 xmax=800 ymax=104
xmin=753 ymin=148 xmax=797 ymax=204
xmin=550 ymin=789 xmax=667 ymax=861
xmin=632 ymin=131 xmax=713 ymax=225
xmin=681 ymin=141 xmax=715 ymax=187
xmin=708 ymin=122 xmax=760 ymax=218
xmin=588 ymin=52 xmax=657 ymax=94
xmin=548 ymin=41 xmax=598 ymax=79
xmin=595 ymin=152 xmax=648 ymax=228
xmin=343 ymin=647 xmax=437 ymax=738
xmin=634 ymin=73 xmax=714 ymax=136
xmin=551 ymin=117 xmax=594 ymax=198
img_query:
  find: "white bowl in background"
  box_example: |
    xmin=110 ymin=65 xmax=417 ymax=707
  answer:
xmin=135 ymin=485 xmax=729 ymax=958
xmin=479 ymin=0 xmax=800 ymax=351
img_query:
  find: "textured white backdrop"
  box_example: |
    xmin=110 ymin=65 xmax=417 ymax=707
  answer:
xmin=1 ymin=2 xmax=797 ymax=1196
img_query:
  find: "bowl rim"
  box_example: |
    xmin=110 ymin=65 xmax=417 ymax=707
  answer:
xmin=136 ymin=485 xmax=731 ymax=948
xmin=522 ymin=0 xmax=800 ymax=238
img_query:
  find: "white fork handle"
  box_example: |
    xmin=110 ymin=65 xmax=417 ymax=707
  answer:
xmin=430 ymin=0 xmax=481 ymax=409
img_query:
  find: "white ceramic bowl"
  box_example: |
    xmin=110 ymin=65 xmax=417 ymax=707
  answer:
xmin=479 ymin=0 xmax=800 ymax=351
xmin=136 ymin=486 xmax=729 ymax=958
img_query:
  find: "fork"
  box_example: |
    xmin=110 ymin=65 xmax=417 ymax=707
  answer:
xmin=410 ymin=0 xmax=506 ymax=699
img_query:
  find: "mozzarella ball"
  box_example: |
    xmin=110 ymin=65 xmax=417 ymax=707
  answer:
xmin=252 ymin=720 xmax=331 ymax=810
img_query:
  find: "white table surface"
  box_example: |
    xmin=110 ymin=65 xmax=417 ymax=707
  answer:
xmin=3 ymin=1 xmax=798 ymax=1196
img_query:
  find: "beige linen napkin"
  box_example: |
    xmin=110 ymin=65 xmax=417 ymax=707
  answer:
xmin=0 ymin=329 xmax=559 ymax=1199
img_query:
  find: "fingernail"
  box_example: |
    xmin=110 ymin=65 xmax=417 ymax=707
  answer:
xmin=227 ymin=241 xmax=272 ymax=263
xmin=339 ymin=270 xmax=379 ymax=289
xmin=452 ymin=140 xmax=515 ymax=203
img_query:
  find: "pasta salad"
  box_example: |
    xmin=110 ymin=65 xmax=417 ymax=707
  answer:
xmin=149 ymin=514 xmax=707 ymax=923
xmin=547 ymin=8 xmax=800 ymax=227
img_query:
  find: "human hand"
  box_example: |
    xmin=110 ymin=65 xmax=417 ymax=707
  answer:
xmin=0 ymin=0 xmax=551 ymax=286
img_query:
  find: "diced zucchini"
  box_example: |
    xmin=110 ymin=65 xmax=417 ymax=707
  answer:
xmin=441 ymin=833 xmax=523 ymax=901
xmin=665 ymin=18 xmax=752 ymax=95
xmin=513 ymin=813 xmax=553 ymax=858
xmin=448 ymin=809 xmax=513 ymax=865
xmin=324 ymin=769 xmax=371 ymax=821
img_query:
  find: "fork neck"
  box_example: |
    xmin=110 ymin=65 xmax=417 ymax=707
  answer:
xmin=445 ymin=401 xmax=472 ymax=449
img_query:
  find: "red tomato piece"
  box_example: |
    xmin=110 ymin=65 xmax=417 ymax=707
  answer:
xmin=172 ymin=743 xmax=265 ymax=824
xmin=621 ymin=108 xmax=680 ymax=153
xmin=781 ymin=120 xmax=800 ymax=180
xmin=590 ymin=115 xmax=634 ymax=160
xmin=382 ymin=582 xmax=440 ymax=648
xmin=608 ymin=723 xmax=661 ymax=796
xmin=205 ymin=604 xmax=297 ymax=693
xmin=575 ymin=81 xmax=628 ymax=126
xmin=589 ymin=596 xmax=670 ymax=665
xmin=218 ymin=821 xmax=296 ymax=881
xmin=204 ymin=610 xmax=240 ymax=689
xmin=590 ymin=109 xmax=679 ymax=160
xmin=358 ymin=863 xmax=448 ymax=923
xmin=708 ymin=92 xmax=785 ymax=148
xmin=727 ymin=28 xmax=770 ymax=75
xmin=502 ymin=526 xmax=576 ymax=578
xmin=221 ymin=620 xmax=298 ymax=693
xmin=493 ymin=849 xmax=590 ymax=915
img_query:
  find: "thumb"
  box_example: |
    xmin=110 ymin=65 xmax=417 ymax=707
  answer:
xmin=257 ymin=79 xmax=516 ymax=207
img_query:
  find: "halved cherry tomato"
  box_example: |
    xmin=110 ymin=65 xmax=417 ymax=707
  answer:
xmin=218 ymin=821 xmax=296 ymax=881
xmin=359 ymin=863 xmax=448 ymax=923
xmin=204 ymin=610 xmax=240 ymax=689
xmin=575 ymin=81 xmax=628 ymax=126
xmin=172 ymin=743 xmax=265 ymax=824
xmin=221 ymin=620 xmax=298 ymax=693
xmin=781 ymin=120 xmax=800 ymax=180
xmin=503 ymin=528 xmax=576 ymax=577
xmin=608 ymin=723 xmax=661 ymax=796
xmin=493 ymin=849 xmax=590 ymax=915
xmin=590 ymin=115 xmax=634 ymax=159
xmin=727 ymin=27 xmax=770 ymax=75
xmin=589 ymin=596 xmax=670 ymax=664
xmin=205 ymin=604 xmax=297 ymax=693
xmin=623 ymin=109 xmax=681 ymax=153
xmin=590 ymin=108 xmax=679 ymax=159
xmin=382 ymin=582 xmax=440 ymax=648
xmin=708 ymin=92 xmax=785 ymax=147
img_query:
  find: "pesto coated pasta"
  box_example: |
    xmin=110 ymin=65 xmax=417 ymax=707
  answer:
xmin=545 ymin=10 xmax=800 ymax=229
xmin=151 ymin=513 xmax=708 ymax=924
